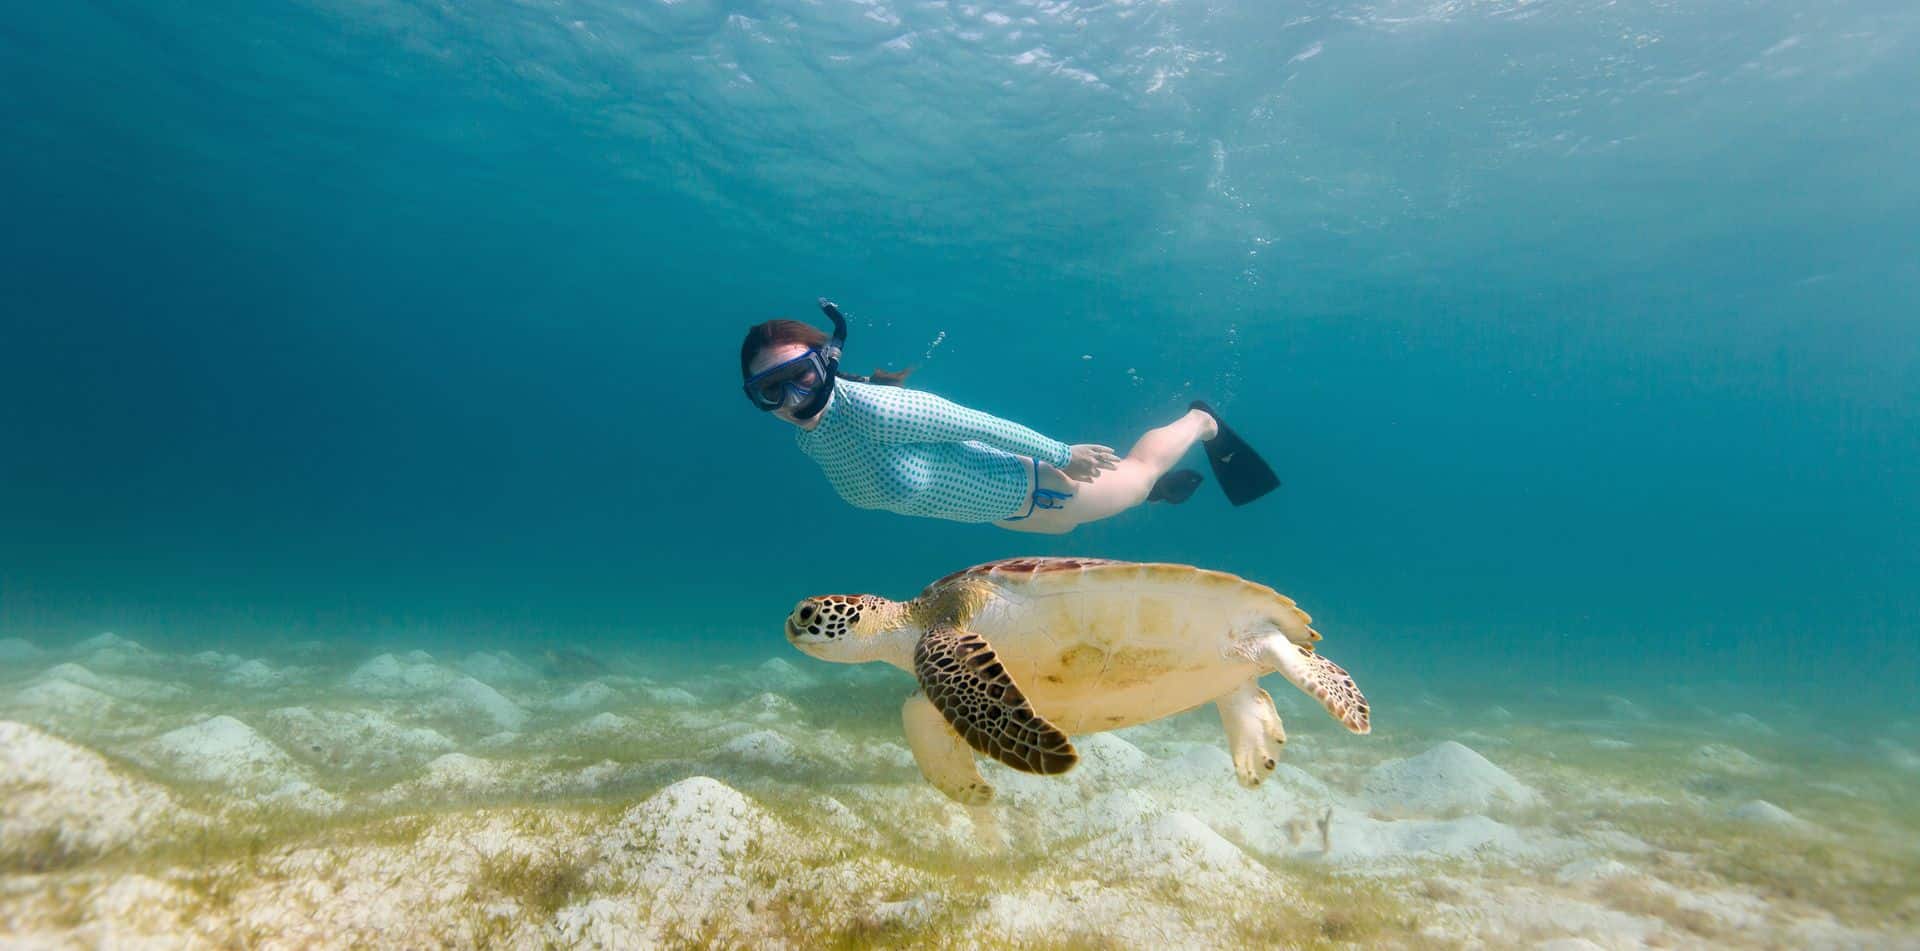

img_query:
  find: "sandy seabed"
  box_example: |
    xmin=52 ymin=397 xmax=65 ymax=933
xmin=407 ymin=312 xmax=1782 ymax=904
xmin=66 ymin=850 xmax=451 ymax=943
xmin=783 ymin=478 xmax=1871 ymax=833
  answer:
xmin=2 ymin=632 xmax=1917 ymax=949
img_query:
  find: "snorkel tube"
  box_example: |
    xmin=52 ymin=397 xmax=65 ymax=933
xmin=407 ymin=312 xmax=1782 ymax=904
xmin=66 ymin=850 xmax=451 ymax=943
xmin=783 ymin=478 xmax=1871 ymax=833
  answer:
xmin=790 ymin=298 xmax=848 ymax=421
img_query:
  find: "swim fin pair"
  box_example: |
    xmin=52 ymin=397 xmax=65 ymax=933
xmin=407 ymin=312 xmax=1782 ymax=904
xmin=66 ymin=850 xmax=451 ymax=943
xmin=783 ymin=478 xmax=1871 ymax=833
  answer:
xmin=1144 ymin=402 xmax=1281 ymax=507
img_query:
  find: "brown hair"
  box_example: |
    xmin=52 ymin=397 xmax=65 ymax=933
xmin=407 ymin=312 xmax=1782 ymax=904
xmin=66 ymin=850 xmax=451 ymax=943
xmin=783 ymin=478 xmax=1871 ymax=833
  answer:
xmin=739 ymin=319 xmax=912 ymax=386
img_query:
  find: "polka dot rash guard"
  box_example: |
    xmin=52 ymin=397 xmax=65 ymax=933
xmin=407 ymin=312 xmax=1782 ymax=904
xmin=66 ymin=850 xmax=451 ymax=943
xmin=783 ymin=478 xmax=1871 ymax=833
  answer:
xmin=794 ymin=380 xmax=1075 ymax=523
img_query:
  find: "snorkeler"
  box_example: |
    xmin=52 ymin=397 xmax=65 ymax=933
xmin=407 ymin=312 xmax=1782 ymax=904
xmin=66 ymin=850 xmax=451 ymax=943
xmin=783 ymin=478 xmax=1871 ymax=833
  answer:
xmin=740 ymin=300 xmax=1280 ymax=535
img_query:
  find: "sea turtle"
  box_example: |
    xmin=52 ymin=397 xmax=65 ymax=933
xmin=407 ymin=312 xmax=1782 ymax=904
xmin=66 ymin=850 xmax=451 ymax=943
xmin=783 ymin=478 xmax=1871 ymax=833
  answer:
xmin=784 ymin=557 xmax=1371 ymax=804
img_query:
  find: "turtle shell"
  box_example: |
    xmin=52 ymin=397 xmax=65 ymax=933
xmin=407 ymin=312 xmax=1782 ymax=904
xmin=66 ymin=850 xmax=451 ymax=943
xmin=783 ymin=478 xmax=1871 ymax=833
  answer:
xmin=920 ymin=558 xmax=1320 ymax=734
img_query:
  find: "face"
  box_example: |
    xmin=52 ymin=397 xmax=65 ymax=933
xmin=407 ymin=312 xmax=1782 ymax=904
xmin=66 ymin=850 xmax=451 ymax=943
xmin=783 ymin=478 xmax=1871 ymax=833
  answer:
xmin=747 ymin=343 xmax=824 ymax=426
xmin=784 ymin=595 xmax=879 ymax=658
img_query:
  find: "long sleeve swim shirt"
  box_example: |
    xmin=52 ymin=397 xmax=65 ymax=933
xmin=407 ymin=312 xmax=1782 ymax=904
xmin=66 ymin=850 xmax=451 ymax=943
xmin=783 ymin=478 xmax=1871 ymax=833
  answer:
xmin=794 ymin=380 xmax=1074 ymax=523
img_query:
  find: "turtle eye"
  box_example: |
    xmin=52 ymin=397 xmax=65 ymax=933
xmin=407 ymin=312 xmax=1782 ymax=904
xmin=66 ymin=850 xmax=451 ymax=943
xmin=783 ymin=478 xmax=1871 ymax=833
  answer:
xmin=800 ymin=606 xmax=815 ymax=620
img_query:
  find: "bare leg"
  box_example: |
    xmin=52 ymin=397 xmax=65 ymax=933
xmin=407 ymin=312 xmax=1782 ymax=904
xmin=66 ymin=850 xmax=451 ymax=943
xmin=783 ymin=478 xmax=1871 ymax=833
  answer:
xmin=999 ymin=408 xmax=1217 ymax=534
xmin=1123 ymin=406 xmax=1220 ymax=474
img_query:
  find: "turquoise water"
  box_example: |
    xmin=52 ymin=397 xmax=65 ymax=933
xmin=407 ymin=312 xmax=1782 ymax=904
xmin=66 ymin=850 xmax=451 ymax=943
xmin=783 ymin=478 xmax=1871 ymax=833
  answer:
xmin=4 ymin=1 xmax=1919 ymax=947
xmin=7 ymin=0 xmax=1918 ymax=706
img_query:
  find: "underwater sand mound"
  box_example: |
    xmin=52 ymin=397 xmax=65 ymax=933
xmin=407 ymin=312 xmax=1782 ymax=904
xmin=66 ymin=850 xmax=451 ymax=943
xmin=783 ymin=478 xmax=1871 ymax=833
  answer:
xmin=1069 ymin=789 xmax=1164 ymax=839
xmin=592 ymin=776 xmax=812 ymax=938
xmin=643 ymin=685 xmax=700 ymax=706
xmin=1555 ymin=857 xmax=1635 ymax=885
xmin=345 ymin=653 xmax=456 ymax=696
xmin=9 ymin=677 xmax=127 ymax=724
xmin=1728 ymin=799 xmax=1812 ymax=830
xmin=600 ymin=776 xmax=776 ymax=875
xmin=1604 ymin=695 xmax=1653 ymax=722
xmin=1071 ymin=811 xmax=1263 ymax=884
xmin=1 ymin=721 xmax=192 ymax=861
xmin=190 ymin=650 xmax=245 ymax=668
xmin=261 ymin=706 xmax=455 ymax=773
xmin=137 ymin=715 xmax=340 ymax=813
xmin=142 ymin=715 xmax=292 ymax=781
xmin=1362 ymin=741 xmax=1539 ymax=816
xmin=987 ymin=732 xmax=1155 ymax=813
xmin=188 ymin=653 xmax=297 ymax=689
xmin=434 ymin=676 xmax=529 ymax=732
xmin=1721 ymin=712 xmax=1776 ymax=736
xmin=32 ymin=663 xmax=186 ymax=703
xmin=457 ymin=650 xmax=541 ymax=687
xmin=1169 ymin=778 xmax=1330 ymax=858
xmin=221 ymin=659 xmax=285 ymax=689
xmin=1063 ymin=731 xmax=1153 ymax=790
xmin=4 ymin=635 xmax=1916 ymax=951
xmin=1461 ymin=882 xmax=1668 ymax=947
xmin=70 ymin=633 xmax=155 ymax=671
xmin=1160 ymin=741 xmax=1239 ymax=780
xmin=1323 ymin=810 xmax=1559 ymax=863
xmin=1690 ymin=743 xmax=1773 ymax=777
xmin=978 ymin=879 xmax=1220 ymax=949
xmin=731 ymin=691 xmax=804 ymax=724
xmin=744 ymin=657 xmax=820 ymax=693
xmin=1536 ymin=940 xmax=1609 ymax=951
xmin=809 ymin=795 xmax=885 ymax=846
xmin=546 ymin=680 xmax=616 ymax=713
xmin=717 ymin=729 xmax=802 ymax=767
xmin=562 ymin=711 xmax=642 ymax=742
xmin=378 ymin=753 xmax=516 ymax=802
xmin=1875 ymin=739 xmax=1920 ymax=773
xmin=546 ymin=898 xmax=649 ymax=947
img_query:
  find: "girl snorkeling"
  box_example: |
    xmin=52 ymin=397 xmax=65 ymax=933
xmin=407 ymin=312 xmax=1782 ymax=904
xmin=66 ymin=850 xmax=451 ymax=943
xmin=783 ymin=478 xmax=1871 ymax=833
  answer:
xmin=741 ymin=300 xmax=1278 ymax=535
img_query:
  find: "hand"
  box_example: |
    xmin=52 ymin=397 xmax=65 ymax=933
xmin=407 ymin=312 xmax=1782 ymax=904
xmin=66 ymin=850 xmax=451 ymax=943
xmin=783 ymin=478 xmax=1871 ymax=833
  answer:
xmin=1061 ymin=444 xmax=1120 ymax=483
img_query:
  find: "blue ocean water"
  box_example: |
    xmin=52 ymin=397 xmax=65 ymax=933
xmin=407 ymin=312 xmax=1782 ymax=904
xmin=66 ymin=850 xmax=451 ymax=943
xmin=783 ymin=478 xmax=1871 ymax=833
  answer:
xmin=4 ymin=0 xmax=1917 ymax=712
xmin=8 ymin=5 xmax=1920 ymax=947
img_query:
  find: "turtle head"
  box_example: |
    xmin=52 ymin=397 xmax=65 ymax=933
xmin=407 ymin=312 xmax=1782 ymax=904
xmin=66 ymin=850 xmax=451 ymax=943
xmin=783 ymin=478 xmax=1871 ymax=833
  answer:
xmin=785 ymin=594 xmax=913 ymax=664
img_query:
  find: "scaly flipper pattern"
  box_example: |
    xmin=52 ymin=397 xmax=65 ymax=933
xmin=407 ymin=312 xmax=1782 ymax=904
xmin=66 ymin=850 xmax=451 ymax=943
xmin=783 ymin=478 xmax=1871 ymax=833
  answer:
xmin=1217 ymin=678 xmax=1289 ymax=788
xmin=1261 ymin=637 xmax=1371 ymax=735
xmin=915 ymin=625 xmax=1078 ymax=774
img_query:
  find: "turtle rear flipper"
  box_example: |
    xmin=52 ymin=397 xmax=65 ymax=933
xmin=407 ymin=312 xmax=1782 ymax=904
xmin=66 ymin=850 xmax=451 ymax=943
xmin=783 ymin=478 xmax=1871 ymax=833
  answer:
xmin=1217 ymin=679 xmax=1288 ymax=788
xmin=915 ymin=625 xmax=1078 ymax=775
xmin=903 ymin=691 xmax=995 ymax=805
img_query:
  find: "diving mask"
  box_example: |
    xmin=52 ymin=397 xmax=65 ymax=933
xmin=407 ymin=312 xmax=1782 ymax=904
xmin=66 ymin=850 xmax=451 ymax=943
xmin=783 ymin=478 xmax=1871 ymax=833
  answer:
xmin=743 ymin=348 xmax=830 ymax=412
xmin=743 ymin=298 xmax=849 ymax=419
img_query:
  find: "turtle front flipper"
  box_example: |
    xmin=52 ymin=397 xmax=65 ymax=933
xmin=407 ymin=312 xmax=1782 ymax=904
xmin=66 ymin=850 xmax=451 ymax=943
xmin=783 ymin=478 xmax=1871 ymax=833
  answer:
xmin=1257 ymin=636 xmax=1372 ymax=735
xmin=915 ymin=625 xmax=1078 ymax=775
